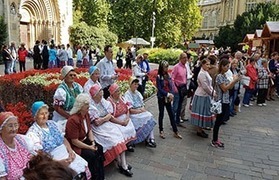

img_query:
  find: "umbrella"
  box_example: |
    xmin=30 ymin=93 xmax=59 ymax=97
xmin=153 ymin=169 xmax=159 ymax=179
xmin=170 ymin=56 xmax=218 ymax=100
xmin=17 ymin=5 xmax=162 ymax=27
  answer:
xmin=128 ymin=38 xmax=150 ymax=46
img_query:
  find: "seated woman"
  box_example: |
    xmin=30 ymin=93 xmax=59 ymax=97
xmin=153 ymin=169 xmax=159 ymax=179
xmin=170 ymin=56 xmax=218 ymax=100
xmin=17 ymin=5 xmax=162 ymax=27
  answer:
xmin=0 ymin=112 xmax=34 ymax=179
xmin=89 ymin=84 xmax=133 ymax=177
xmin=124 ymin=77 xmax=157 ymax=148
xmin=53 ymin=66 xmax=83 ymax=133
xmin=26 ymin=101 xmax=90 ymax=178
xmin=65 ymin=93 xmax=105 ymax=180
xmin=107 ymin=83 xmax=137 ymax=152
xmin=83 ymin=66 xmax=101 ymax=94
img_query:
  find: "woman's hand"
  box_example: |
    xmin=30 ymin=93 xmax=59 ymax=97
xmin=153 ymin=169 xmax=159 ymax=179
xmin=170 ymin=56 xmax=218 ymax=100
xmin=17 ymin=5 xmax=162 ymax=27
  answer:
xmin=59 ymin=159 xmax=71 ymax=167
xmin=68 ymin=151 xmax=76 ymax=162
xmin=122 ymin=118 xmax=129 ymax=126
xmin=89 ymin=144 xmax=98 ymax=151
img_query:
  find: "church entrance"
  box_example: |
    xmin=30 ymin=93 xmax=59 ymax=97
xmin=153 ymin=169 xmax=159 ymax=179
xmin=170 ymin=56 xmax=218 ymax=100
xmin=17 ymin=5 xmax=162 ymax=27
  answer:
xmin=19 ymin=0 xmax=60 ymax=49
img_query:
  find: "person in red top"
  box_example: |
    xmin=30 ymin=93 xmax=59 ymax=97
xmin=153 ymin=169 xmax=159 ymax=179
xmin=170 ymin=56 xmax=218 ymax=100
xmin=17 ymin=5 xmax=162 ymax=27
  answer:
xmin=17 ymin=43 xmax=28 ymax=72
xmin=65 ymin=93 xmax=105 ymax=180
xmin=243 ymin=57 xmax=258 ymax=107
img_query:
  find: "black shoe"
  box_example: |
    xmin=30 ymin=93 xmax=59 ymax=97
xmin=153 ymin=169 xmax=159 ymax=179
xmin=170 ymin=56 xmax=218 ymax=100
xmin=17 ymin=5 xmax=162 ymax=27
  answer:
xmin=119 ymin=166 xmax=133 ymax=177
xmin=145 ymin=139 xmax=156 ymax=148
xmin=127 ymin=145 xmax=134 ymax=152
xmin=222 ymin=121 xmax=227 ymax=125
xmin=197 ymin=131 xmax=208 ymax=138
xmin=118 ymin=164 xmax=132 ymax=170
xmin=203 ymin=127 xmax=211 ymax=131
xmin=229 ymin=113 xmax=234 ymax=117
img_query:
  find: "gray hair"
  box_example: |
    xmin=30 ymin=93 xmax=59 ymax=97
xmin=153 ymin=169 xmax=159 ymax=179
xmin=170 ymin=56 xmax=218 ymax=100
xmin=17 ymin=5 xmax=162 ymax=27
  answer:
xmin=261 ymin=58 xmax=268 ymax=65
xmin=70 ymin=93 xmax=91 ymax=115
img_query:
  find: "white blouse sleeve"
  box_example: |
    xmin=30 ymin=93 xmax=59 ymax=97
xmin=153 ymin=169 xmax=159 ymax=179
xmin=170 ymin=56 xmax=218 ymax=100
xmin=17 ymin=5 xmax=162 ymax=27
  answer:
xmin=18 ymin=134 xmax=37 ymax=155
xmin=53 ymin=88 xmax=67 ymax=106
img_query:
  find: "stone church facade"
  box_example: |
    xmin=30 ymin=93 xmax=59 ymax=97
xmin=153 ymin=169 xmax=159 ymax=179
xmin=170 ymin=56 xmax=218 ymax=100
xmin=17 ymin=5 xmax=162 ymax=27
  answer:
xmin=0 ymin=0 xmax=73 ymax=49
xmin=196 ymin=0 xmax=279 ymax=39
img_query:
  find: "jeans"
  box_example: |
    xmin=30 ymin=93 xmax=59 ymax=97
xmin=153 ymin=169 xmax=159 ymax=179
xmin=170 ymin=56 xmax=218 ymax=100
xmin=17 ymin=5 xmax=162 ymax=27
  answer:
xmin=229 ymin=90 xmax=238 ymax=114
xmin=172 ymin=93 xmax=179 ymax=119
xmin=175 ymin=90 xmax=187 ymax=124
xmin=243 ymin=88 xmax=254 ymax=105
xmin=4 ymin=60 xmax=12 ymax=74
xmin=158 ymin=97 xmax=178 ymax=133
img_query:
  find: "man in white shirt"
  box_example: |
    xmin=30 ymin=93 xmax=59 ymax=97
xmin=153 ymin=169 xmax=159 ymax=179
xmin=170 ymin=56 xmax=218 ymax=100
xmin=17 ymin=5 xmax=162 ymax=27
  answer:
xmin=96 ymin=45 xmax=118 ymax=99
xmin=66 ymin=44 xmax=74 ymax=66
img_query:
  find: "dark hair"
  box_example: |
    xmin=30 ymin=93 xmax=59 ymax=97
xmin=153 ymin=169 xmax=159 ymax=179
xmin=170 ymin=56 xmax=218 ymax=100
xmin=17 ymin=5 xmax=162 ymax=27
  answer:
xmin=218 ymin=59 xmax=230 ymax=73
xmin=207 ymin=55 xmax=217 ymax=65
xmin=104 ymin=45 xmax=112 ymax=52
xmin=249 ymin=57 xmax=255 ymax=63
xmin=271 ymin=52 xmax=278 ymax=57
xmin=157 ymin=60 xmax=169 ymax=77
xmin=201 ymin=58 xmax=209 ymax=65
xmin=23 ymin=151 xmax=77 ymax=180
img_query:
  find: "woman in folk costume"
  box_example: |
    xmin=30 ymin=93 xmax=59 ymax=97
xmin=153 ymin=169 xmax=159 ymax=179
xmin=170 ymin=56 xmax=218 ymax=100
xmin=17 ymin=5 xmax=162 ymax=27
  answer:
xmin=52 ymin=66 xmax=83 ymax=133
xmin=89 ymin=84 xmax=133 ymax=177
xmin=107 ymin=83 xmax=137 ymax=152
xmin=0 ymin=112 xmax=34 ymax=179
xmin=26 ymin=101 xmax=90 ymax=179
xmin=83 ymin=66 xmax=101 ymax=94
xmin=124 ymin=77 xmax=157 ymax=148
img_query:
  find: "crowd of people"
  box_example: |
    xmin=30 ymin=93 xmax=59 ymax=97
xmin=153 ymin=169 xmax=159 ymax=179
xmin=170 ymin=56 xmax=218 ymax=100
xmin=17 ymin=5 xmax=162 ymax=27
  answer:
xmin=1 ymin=42 xmax=279 ymax=179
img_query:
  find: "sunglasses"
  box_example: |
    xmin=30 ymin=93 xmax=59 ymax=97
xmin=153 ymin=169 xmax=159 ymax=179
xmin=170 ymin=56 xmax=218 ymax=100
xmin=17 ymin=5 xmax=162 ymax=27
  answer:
xmin=69 ymin=74 xmax=77 ymax=77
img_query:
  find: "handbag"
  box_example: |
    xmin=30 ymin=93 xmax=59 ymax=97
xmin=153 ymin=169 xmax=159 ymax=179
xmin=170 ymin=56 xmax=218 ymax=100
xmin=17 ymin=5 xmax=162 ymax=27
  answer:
xmin=241 ymin=75 xmax=250 ymax=86
xmin=210 ymin=83 xmax=222 ymax=114
xmin=177 ymin=84 xmax=188 ymax=97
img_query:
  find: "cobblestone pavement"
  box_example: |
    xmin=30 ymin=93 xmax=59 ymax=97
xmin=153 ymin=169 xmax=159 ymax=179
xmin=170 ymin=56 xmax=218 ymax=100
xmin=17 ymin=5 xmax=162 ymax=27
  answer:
xmin=1 ymin=62 xmax=279 ymax=179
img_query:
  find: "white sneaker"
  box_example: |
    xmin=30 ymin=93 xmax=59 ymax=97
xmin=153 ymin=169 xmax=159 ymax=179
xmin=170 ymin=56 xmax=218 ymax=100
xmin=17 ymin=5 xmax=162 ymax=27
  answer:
xmin=262 ymin=103 xmax=267 ymax=106
xmin=257 ymin=104 xmax=263 ymax=107
xmin=243 ymin=104 xmax=249 ymax=107
xmin=249 ymin=103 xmax=254 ymax=106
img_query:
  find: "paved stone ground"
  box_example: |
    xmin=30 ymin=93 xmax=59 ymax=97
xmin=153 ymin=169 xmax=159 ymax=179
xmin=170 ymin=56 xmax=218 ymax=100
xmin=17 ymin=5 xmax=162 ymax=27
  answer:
xmin=1 ymin=61 xmax=279 ymax=179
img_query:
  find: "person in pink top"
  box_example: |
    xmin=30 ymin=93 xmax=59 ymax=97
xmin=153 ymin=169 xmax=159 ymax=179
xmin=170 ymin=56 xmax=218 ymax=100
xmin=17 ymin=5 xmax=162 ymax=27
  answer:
xmin=0 ymin=112 xmax=33 ymax=180
xmin=171 ymin=52 xmax=188 ymax=127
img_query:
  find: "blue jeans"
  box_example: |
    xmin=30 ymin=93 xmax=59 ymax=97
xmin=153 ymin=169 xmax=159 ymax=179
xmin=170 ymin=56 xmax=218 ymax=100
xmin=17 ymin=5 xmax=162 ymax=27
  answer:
xmin=243 ymin=88 xmax=254 ymax=105
xmin=229 ymin=90 xmax=238 ymax=114
xmin=172 ymin=93 xmax=179 ymax=122
xmin=4 ymin=60 xmax=12 ymax=74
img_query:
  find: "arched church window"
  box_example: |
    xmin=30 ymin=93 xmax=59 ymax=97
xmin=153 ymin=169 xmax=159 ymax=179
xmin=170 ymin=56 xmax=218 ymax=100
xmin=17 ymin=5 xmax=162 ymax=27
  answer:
xmin=203 ymin=11 xmax=208 ymax=29
xmin=10 ymin=2 xmax=16 ymax=15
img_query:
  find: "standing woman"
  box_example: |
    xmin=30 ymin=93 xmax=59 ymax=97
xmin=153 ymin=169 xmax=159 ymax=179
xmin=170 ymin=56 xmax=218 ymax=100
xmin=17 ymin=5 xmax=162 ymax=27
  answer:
xmin=17 ymin=43 xmax=28 ymax=72
xmin=242 ymin=57 xmax=258 ymax=107
xmin=257 ymin=59 xmax=269 ymax=106
xmin=132 ymin=55 xmax=147 ymax=96
xmin=53 ymin=66 xmax=83 ymax=133
xmin=65 ymin=93 xmax=105 ymax=180
xmin=48 ymin=44 xmax=57 ymax=68
xmin=212 ymin=59 xmax=240 ymax=148
xmin=190 ymin=59 xmax=215 ymax=138
xmin=156 ymin=61 xmax=182 ymax=139
xmin=0 ymin=112 xmax=34 ymax=179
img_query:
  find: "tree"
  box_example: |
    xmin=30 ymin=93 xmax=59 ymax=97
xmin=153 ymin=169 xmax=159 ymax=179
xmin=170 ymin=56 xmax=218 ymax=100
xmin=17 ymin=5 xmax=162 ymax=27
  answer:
xmin=215 ymin=2 xmax=279 ymax=51
xmin=108 ymin=0 xmax=201 ymax=47
xmin=214 ymin=25 xmax=237 ymax=49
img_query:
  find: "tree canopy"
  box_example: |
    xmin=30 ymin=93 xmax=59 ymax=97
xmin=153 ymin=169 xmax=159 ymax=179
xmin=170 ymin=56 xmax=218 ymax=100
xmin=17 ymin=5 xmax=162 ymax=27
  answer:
xmin=72 ymin=0 xmax=202 ymax=47
xmin=214 ymin=2 xmax=279 ymax=51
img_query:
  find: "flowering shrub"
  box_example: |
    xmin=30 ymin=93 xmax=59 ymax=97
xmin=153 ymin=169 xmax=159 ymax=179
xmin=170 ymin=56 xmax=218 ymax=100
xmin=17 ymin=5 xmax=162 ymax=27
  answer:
xmin=5 ymin=102 xmax=33 ymax=134
xmin=0 ymin=68 xmax=157 ymax=121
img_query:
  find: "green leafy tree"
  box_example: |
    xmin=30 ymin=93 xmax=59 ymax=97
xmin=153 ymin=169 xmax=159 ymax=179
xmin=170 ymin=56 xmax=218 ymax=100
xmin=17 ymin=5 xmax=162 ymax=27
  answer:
xmin=70 ymin=22 xmax=117 ymax=48
xmin=108 ymin=0 xmax=201 ymax=47
xmin=214 ymin=25 xmax=237 ymax=49
xmin=0 ymin=16 xmax=7 ymax=45
xmin=215 ymin=2 xmax=279 ymax=51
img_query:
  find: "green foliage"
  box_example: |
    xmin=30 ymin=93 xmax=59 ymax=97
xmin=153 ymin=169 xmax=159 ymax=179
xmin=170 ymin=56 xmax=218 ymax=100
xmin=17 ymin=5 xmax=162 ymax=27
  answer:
xmin=0 ymin=16 xmax=7 ymax=46
xmin=137 ymin=48 xmax=182 ymax=65
xmin=108 ymin=0 xmax=201 ymax=47
xmin=214 ymin=2 xmax=279 ymax=51
xmin=69 ymin=22 xmax=118 ymax=48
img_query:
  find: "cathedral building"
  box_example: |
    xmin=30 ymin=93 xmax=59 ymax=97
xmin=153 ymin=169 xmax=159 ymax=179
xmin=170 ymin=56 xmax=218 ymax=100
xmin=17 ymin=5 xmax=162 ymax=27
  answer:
xmin=0 ymin=0 xmax=73 ymax=48
xmin=196 ymin=0 xmax=279 ymax=40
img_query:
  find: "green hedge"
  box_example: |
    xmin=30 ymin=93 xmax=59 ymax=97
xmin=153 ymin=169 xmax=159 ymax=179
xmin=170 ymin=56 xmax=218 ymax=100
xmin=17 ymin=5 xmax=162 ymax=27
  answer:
xmin=137 ymin=48 xmax=183 ymax=65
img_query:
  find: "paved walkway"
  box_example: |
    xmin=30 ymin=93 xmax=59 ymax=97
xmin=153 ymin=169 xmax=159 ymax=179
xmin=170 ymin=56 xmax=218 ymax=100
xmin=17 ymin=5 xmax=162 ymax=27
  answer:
xmin=1 ymin=61 xmax=279 ymax=179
